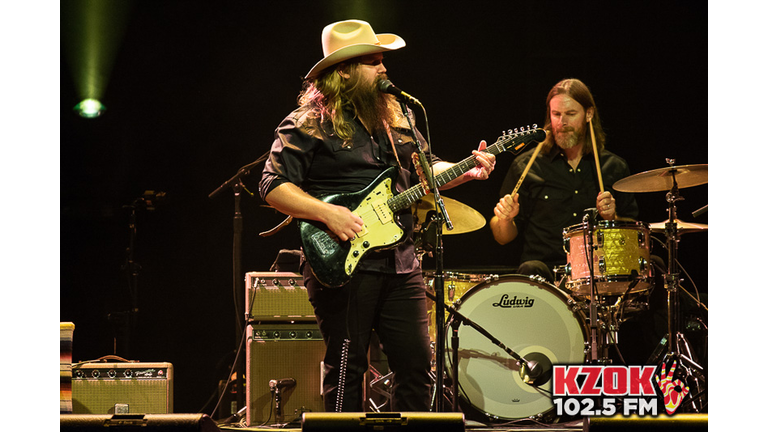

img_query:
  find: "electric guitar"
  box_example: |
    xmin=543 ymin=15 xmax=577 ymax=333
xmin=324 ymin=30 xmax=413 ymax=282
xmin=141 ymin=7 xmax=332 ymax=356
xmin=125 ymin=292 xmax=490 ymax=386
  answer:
xmin=299 ymin=126 xmax=547 ymax=287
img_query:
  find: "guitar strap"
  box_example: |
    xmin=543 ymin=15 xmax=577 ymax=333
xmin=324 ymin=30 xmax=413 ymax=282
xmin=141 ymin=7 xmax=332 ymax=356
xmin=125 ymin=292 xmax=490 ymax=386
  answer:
xmin=383 ymin=121 xmax=403 ymax=170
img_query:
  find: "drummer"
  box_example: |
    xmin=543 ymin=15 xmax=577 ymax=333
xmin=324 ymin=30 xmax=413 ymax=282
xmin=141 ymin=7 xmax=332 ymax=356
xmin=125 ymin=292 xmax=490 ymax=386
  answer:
xmin=490 ymin=78 xmax=638 ymax=282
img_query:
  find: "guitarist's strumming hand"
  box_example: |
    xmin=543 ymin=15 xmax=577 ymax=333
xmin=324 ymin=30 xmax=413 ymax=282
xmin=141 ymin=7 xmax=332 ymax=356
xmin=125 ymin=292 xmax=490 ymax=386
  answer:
xmin=323 ymin=204 xmax=364 ymax=242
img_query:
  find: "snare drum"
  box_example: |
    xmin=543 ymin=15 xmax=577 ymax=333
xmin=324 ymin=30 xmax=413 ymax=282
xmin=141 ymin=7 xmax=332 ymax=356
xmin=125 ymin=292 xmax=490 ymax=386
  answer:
xmin=563 ymin=220 xmax=652 ymax=296
xmin=444 ymin=275 xmax=587 ymax=421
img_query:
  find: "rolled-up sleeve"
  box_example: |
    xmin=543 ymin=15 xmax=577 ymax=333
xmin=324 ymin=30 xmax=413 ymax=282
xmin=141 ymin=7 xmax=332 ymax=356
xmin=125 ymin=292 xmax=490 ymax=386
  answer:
xmin=259 ymin=111 xmax=319 ymax=201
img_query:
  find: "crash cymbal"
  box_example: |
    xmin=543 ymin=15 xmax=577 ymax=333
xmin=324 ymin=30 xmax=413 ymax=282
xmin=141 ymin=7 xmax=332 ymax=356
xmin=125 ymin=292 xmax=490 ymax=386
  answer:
xmin=649 ymin=219 xmax=708 ymax=235
xmin=414 ymin=195 xmax=486 ymax=235
xmin=613 ymin=164 xmax=708 ymax=193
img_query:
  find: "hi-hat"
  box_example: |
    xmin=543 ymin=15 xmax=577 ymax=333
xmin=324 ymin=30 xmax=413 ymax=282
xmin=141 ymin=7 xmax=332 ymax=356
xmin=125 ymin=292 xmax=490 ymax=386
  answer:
xmin=649 ymin=219 xmax=708 ymax=235
xmin=414 ymin=195 xmax=486 ymax=235
xmin=613 ymin=164 xmax=707 ymax=193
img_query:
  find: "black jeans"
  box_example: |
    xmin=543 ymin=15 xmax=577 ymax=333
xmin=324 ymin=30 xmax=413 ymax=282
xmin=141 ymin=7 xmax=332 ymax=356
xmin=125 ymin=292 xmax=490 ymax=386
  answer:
xmin=304 ymin=266 xmax=432 ymax=412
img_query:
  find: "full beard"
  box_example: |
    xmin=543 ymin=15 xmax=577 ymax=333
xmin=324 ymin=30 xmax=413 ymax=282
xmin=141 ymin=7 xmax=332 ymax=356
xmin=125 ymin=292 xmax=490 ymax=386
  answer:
xmin=348 ymin=75 xmax=394 ymax=135
xmin=554 ymin=126 xmax=583 ymax=149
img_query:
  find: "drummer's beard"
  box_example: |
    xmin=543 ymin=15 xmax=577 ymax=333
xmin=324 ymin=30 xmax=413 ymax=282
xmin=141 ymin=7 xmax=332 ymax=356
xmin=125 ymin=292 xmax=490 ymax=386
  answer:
xmin=554 ymin=124 xmax=584 ymax=150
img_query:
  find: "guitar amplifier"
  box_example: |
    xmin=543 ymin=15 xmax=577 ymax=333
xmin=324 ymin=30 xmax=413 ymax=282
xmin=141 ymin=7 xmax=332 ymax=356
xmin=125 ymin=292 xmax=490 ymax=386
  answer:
xmin=60 ymin=322 xmax=75 ymax=413
xmin=72 ymin=362 xmax=173 ymax=414
xmin=246 ymin=323 xmax=325 ymax=426
xmin=245 ymin=272 xmax=315 ymax=322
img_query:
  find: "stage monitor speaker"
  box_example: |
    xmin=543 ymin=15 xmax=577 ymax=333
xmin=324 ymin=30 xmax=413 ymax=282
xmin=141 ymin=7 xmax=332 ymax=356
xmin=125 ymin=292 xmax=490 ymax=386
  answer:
xmin=302 ymin=412 xmax=465 ymax=432
xmin=585 ymin=413 xmax=708 ymax=431
xmin=246 ymin=323 xmax=325 ymax=426
xmin=72 ymin=362 xmax=173 ymax=414
xmin=60 ymin=414 xmax=220 ymax=432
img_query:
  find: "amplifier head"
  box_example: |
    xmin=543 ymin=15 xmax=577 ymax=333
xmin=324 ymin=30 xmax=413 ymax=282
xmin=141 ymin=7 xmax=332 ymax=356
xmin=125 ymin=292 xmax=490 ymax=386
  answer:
xmin=245 ymin=272 xmax=315 ymax=321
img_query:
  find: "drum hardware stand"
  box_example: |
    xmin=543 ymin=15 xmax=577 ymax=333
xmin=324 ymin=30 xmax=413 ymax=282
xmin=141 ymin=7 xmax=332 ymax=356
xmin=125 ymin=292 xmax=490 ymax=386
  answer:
xmin=581 ymin=208 xmax=612 ymax=364
xmin=652 ymin=160 xmax=707 ymax=412
xmin=367 ymin=366 xmax=394 ymax=412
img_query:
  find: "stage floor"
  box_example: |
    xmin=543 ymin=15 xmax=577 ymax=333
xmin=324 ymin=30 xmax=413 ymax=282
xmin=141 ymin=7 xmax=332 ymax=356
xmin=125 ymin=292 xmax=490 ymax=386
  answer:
xmin=217 ymin=419 xmax=584 ymax=431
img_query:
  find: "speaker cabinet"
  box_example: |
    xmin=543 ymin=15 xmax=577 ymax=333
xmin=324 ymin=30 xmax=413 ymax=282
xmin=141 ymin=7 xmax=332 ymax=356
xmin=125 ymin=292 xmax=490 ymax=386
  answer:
xmin=301 ymin=412 xmax=465 ymax=432
xmin=72 ymin=362 xmax=173 ymax=414
xmin=60 ymin=414 xmax=220 ymax=432
xmin=246 ymin=323 xmax=325 ymax=426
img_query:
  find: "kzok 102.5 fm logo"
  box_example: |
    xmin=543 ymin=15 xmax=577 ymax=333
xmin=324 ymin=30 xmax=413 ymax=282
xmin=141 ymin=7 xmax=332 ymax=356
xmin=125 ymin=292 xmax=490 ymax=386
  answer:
xmin=552 ymin=361 xmax=690 ymax=416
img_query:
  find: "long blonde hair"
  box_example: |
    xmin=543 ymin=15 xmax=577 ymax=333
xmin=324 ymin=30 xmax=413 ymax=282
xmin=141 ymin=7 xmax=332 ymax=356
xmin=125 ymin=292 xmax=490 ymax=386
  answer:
xmin=298 ymin=61 xmax=398 ymax=141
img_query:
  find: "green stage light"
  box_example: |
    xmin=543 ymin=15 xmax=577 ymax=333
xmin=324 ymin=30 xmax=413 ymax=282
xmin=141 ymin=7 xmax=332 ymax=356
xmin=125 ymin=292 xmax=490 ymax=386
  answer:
xmin=74 ymin=98 xmax=106 ymax=118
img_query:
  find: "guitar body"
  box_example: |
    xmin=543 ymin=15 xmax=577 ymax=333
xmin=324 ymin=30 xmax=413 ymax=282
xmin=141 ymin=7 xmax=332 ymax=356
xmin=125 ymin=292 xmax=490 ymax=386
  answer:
xmin=299 ymin=167 xmax=405 ymax=288
xmin=297 ymin=126 xmax=546 ymax=288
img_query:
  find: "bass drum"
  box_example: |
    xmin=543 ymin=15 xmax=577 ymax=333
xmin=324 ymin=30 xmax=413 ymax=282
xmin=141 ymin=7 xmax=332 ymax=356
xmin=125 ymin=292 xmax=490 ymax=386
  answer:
xmin=445 ymin=275 xmax=587 ymax=422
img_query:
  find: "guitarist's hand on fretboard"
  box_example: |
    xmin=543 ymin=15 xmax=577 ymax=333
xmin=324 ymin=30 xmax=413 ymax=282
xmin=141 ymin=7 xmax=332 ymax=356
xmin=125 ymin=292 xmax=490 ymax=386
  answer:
xmin=466 ymin=140 xmax=496 ymax=180
xmin=439 ymin=140 xmax=496 ymax=189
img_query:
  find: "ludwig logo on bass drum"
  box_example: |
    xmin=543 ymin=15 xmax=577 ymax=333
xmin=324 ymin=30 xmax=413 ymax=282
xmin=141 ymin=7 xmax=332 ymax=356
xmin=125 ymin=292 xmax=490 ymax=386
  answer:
xmin=492 ymin=294 xmax=534 ymax=308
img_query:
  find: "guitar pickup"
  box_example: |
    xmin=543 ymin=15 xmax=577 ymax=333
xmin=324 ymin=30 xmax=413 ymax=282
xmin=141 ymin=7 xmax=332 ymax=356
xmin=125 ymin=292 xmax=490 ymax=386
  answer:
xmin=372 ymin=203 xmax=393 ymax=224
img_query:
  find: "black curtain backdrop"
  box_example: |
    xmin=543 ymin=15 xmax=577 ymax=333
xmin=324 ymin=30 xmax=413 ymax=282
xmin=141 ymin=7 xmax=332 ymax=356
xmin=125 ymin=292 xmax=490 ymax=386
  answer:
xmin=60 ymin=0 xmax=708 ymax=415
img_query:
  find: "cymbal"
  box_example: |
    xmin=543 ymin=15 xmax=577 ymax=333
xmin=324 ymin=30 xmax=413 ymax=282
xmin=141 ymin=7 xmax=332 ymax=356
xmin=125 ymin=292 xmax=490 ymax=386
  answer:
xmin=413 ymin=195 xmax=486 ymax=235
xmin=613 ymin=164 xmax=707 ymax=193
xmin=649 ymin=219 xmax=708 ymax=235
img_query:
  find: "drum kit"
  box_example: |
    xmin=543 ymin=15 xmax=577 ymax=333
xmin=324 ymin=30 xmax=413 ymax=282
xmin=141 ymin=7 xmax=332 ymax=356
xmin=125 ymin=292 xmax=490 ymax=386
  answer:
xmin=406 ymin=161 xmax=708 ymax=423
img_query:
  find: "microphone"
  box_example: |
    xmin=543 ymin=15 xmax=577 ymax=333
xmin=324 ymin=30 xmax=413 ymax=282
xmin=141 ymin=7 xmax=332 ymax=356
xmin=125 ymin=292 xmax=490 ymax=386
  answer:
xmin=519 ymin=352 xmax=553 ymax=387
xmin=378 ymin=79 xmax=422 ymax=107
xmin=269 ymin=377 xmax=296 ymax=391
xmin=582 ymin=207 xmax=598 ymax=224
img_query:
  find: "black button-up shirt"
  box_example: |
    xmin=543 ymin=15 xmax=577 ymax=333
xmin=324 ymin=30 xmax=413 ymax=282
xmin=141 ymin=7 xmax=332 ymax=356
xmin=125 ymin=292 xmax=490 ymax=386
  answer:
xmin=499 ymin=145 xmax=638 ymax=269
xmin=260 ymin=104 xmax=434 ymax=274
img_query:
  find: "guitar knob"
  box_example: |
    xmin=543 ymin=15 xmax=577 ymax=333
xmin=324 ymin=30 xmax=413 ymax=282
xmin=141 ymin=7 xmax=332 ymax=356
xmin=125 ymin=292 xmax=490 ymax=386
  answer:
xmin=353 ymin=250 xmax=360 ymax=257
xmin=362 ymin=241 xmax=370 ymax=248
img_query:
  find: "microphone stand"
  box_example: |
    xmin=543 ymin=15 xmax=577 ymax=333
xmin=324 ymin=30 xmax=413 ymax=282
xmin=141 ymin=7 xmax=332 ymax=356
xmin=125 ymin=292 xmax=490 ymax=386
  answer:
xmin=399 ymin=101 xmax=452 ymax=412
xmin=209 ymin=156 xmax=268 ymax=415
xmin=424 ymin=292 xmax=544 ymax=396
xmin=582 ymin=208 xmax=604 ymax=364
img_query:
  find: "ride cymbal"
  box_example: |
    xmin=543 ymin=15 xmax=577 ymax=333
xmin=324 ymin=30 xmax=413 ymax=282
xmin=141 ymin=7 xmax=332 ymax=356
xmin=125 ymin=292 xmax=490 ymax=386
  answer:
xmin=613 ymin=164 xmax=708 ymax=193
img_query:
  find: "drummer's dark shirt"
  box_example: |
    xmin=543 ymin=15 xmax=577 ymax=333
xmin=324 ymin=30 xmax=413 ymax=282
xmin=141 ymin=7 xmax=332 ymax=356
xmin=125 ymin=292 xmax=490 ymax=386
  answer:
xmin=499 ymin=145 xmax=639 ymax=269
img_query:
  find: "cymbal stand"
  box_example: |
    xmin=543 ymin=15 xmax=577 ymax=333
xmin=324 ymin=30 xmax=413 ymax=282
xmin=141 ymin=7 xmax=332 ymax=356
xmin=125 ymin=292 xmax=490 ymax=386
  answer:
xmin=657 ymin=163 xmax=707 ymax=412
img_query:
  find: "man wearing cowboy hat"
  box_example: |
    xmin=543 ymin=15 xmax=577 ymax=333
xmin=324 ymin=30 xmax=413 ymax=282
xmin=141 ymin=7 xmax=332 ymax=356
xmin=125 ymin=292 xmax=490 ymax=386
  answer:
xmin=260 ymin=19 xmax=495 ymax=412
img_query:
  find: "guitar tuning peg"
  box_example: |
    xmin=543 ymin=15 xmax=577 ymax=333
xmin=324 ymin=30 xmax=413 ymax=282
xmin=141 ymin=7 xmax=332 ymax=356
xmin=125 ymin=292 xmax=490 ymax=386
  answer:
xmin=533 ymin=123 xmax=538 ymax=129
xmin=513 ymin=128 xmax=518 ymax=133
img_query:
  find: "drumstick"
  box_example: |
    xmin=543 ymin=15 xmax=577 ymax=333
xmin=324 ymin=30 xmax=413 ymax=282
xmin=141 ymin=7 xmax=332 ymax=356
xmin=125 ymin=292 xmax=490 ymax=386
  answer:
xmin=589 ymin=119 xmax=604 ymax=192
xmin=510 ymin=141 xmax=544 ymax=198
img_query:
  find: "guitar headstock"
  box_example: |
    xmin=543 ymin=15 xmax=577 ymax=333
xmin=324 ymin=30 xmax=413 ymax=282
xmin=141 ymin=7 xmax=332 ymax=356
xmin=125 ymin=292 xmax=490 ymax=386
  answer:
xmin=494 ymin=124 xmax=546 ymax=155
xmin=500 ymin=124 xmax=539 ymax=140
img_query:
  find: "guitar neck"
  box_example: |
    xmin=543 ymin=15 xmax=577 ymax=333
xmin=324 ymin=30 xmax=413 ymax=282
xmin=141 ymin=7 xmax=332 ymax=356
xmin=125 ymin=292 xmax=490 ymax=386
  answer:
xmin=389 ymin=128 xmax=541 ymax=213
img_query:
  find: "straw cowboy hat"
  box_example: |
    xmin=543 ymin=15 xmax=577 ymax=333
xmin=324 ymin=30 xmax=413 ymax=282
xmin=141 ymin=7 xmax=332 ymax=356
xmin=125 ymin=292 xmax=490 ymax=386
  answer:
xmin=305 ymin=20 xmax=406 ymax=79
